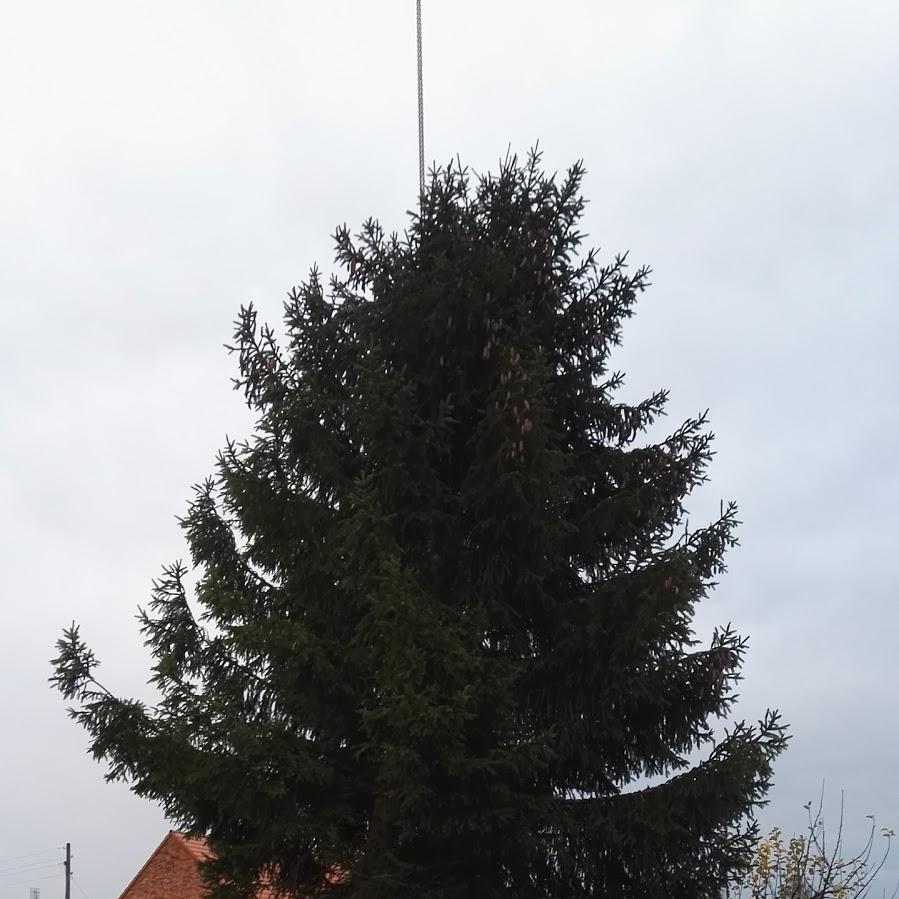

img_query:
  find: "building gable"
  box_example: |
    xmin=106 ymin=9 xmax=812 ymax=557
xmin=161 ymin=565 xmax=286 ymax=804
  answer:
xmin=118 ymin=832 xmax=211 ymax=899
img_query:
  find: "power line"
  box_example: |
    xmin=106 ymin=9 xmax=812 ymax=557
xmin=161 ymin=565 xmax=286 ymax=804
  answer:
xmin=0 ymin=850 xmax=64 ymax=867
xmin=72 ymin=874 xmax=92 ymax=899
xmin=0 ymin=873 xmax=65 ymax=890
xmin=0 ymin=862 xmax=64 ymax=878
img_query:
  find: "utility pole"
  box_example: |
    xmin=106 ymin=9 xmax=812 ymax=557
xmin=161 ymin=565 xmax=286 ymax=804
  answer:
xmin=64 ymin=843 xmax=71 ymax=899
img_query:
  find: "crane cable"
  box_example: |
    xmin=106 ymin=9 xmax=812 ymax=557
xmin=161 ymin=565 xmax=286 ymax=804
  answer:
xmin=416 ymin=0 xmax=425 ymax=198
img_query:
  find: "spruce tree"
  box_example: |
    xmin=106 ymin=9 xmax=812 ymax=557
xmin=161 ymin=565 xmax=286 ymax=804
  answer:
xmin=52 ymin=151 xmax=786 ymax=899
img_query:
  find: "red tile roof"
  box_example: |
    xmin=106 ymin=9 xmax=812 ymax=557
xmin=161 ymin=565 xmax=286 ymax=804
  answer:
xmin=175 ymin=834 xmax=214 ymax=864
xmin=118 ymin=831 xmax=343 ymax=899
xmin=118 ymin=832 xmax=211 ymax=899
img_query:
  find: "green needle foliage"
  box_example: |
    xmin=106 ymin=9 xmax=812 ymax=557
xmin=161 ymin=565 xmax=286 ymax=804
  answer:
xmin=52 ymin=150 xmax=786 ymax=899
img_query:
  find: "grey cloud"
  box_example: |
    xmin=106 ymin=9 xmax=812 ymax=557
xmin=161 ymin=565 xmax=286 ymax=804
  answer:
xmin=2 ymin=1 xmax=897 ymax=895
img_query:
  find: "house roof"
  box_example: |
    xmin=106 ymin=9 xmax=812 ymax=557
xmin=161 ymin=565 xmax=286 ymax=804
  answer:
xmin=174 ymin=833 xmax=214 ymax=864
xmin=118 ymin=831 xmax=341 ymax=899
xmin=117 ymin=831 xmax=212 ymax=899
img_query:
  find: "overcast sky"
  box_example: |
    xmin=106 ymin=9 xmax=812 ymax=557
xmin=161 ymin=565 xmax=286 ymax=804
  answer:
xmin=1 ymin=1 xmax=897 ymax=896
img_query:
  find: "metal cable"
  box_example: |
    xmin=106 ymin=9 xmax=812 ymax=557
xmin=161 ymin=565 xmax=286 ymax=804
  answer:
xmin=0 ymin=849 xmax=64 ymax=866
xmin=416 ymin=0 xmax=425 ymax=198
xmin=0 ymin=873 xmax=64 ymax=890
xmin=72 ymin=873 xmax=93 ymax=899
xmin=0 ymin=862 xmax=64 ymax=878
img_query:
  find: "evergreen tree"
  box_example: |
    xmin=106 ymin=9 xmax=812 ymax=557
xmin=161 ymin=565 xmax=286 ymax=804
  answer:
xmin=52 ymin=151 xmax=786 ymax=899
